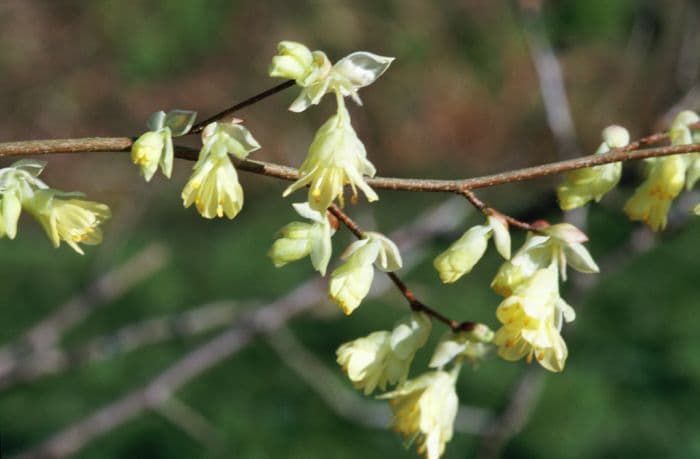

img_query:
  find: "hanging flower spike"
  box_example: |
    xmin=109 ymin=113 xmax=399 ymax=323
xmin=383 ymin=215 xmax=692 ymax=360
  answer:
xmin=624 ymin=110 xmax=698 ymax=230
xmin=328 ymin=232 xmax=402 ymax=315
xmin=0 ymin=160 xmax=48 ymax=239
xmin=181 ymin=121 xmax=260 ymax=219
xmin=556 ymin=125 xmax=629 ymax=210
xmin=336 ymin=312 xmax=430 ymax=395
xmin=132 ymin=110 xmax=197 ymax=181
xmin=493 ymin=266 xmax=575 ymax=372
xmin=268 ymin=202 xmax=335 ymax=275
xmin=269 ymin=41 xmax=394 ymax=112
xmin=283 ymin=102 xmax=378 ymax=211
xmin=379 ymin=369 xmax=460 ymax=459
xmin=433 ymin=214 xmax=511 ymax=283
xmin=25 ymin=189 xmax=111 ymax=255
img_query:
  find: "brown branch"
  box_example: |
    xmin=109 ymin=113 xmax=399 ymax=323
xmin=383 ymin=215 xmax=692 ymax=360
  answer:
xmin=1 ymin=132 xmax=698 ymax=194
xmin=459 ymin=189 xmax=540 ymax=232
xmin=328 ymin=204 xmax=475 ymax=332
xmin=188 ymin=80 xmax=295 ymax=134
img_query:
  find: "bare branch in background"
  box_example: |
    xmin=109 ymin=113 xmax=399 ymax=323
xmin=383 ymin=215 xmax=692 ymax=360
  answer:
xmin=12 ymin=198 xmax=469 ymax=459
xmin=155 ymin=397 xmax=228 ymax=453
xmin=0 ymin=244 xmax=170 ymax=379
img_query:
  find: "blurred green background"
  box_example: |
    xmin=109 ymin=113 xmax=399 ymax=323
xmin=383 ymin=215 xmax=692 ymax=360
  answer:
xmin=0 ymin=1 xmax=699 ymax=458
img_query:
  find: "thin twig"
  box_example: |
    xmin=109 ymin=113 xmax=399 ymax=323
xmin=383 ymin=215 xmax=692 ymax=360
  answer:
xmin=328 ymin=204 xmax=475 ymax=332
xmin=188 ymin=80 xmax=295 ymax=134
xmin=460 ymin=189 xmax=540 ymax=232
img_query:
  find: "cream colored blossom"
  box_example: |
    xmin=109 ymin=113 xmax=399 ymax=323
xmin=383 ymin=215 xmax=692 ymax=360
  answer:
xmin=557 ymin=125 xmax=628 ymax=210
xmin=268 ymin=203 xmax=334 ymax=275
xmin=493 ymin=267 xmax=574 ymax=372
xmin=336 ymin=312 xmax=430 ymax=394
xmin=26 ymin=189 xmax=111 ymax=255
xmin=491 ymin=224 xmax=597 ymax=296
xmin=132 ymin=110 xmax=196 ymax=181
xmin=270 ymin=41 xmax=394 ymax=112
xmin=429 ymin=324 xmax=494 ymax=369
xmin=433 ymin=216 xmax=510 ymax=283
xmin=0 ymin=160 xmax=49 ymax=240
xmin=283 ymin=102 xmax=377 ymax=211
xmin=379 ymin=370 xmax=459 ymax=459
xmin=329 ymin=232 xmax=402 ymax=314
xmin=182 ymin=121 xmax=260 ymax=219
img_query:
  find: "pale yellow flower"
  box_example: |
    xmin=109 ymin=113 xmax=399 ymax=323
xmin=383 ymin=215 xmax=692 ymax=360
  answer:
xmin=27 ymin=190 xmax=111 ymax=255
xmin=379 ymin=370 xmax=459 ymax=459
xmin=283 ymin=102 xmax=377 ymax=211
xmin=270 ymin=41 xmax=394 ymax=112
xmin=0 ymin=160 xmax=47 ymax=239
xmin=557 ymin=125 xmax=628 ymax=210
xmin=182 ymin=121 xmax=260 ymax=219
xmin=268 ymin=203 xmax=334 ymax=275
xmin=493 ymin=267 xmax=574 ymax=372
xmin=623 ymin=155 xmax=687 ymax=231
xmin=132 ymin=110 xmax=196 ymax=182
xmin=429 ymin=324 xmax=494 ymax=369
xmin=329 ymin=232 xmax=402 ymax=314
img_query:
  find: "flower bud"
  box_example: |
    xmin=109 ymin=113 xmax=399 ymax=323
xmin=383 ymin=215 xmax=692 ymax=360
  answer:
xmin=433 ymin=225 xmax=491 ymax=283
xmin=269 ymin=41 xmax=315 ymax=83
xmin=132 ymin=131 xmax=166 ymax=182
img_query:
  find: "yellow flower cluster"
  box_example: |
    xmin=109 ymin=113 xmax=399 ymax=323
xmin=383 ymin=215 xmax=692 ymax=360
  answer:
xmin=0 ymin=160 xmax=110 ymax=254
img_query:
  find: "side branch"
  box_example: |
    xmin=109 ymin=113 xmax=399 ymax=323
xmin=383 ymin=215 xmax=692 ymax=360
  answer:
xmin=1 ymin=136 xmax=699 ymax=193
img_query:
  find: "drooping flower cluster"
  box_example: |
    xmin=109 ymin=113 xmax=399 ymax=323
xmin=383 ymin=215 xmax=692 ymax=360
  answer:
xmin=270 ymin=40 xmax=393 ymax=211
xmin=181 ymin=121 xmax=261 ymax=219
xmin=0 ymin=160 xmax=110 ymax=254
xmin=624 ymin=110 xmax=699 ymax=230
xmin=491 ymin=224 xmax=596 ymax=371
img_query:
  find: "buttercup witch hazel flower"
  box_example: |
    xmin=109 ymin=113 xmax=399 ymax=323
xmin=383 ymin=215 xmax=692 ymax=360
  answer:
xmin=557 ymin=125 xmax=629 ymax=210
xmin=26 ymin=189 xmax=111 ymax=255
xmin=624 ymin=110 xmax=698 ymax=230
xmin=132 ymin=110 xmax=197 ymax=181
xmin=0 ymin=160 xmax=110 ymax=253
xmin=491 ymin=222 xmax=598 ymax=296
xmin=269 ymin=41 xmax=394 ymax=113
xmin=182 ymin=120 xmax=260 ymax=219
xmin=0 ymin=160 xmax=46 ymax=239
xmin=429 ymin=324 xmax=494 ymax=369
xmin=379 ymin=368 xmax=460 ymax=459
xmin=268 ymin=202 xmax=335 ymax=275
xmin=493 ymin=266 xmax=574 ymax=372
xmin=433 ymin=214 xmax=511 ymax=283
xmin=329 ymin=232 xmax=402 ymax=315
xmin=283 ymin=99 xmax=378 ymax=211
xmin=336 ymin=312 xmax=430 ymax=395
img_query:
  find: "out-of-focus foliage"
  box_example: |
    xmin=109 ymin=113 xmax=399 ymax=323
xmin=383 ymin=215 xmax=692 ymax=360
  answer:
xmin=0 ymin=1 xmax=698 ymax=458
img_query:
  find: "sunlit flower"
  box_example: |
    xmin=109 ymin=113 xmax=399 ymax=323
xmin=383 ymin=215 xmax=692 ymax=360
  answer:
xmin=337 ymin=312 xmax=431 ymax=395
xmin=433 ymin=215 xmax=510 ymax=283
xmin=182 ymin=121 xmax=260 ymax=219
xmin=379 ymin=370 xmax=459 ymax=459
xmin=132 ymin=110 xmax=196 ymax=181
xmin=283 ymin=103 xmax=377 ymax=211
xmin=0 ymin=160 xmax=50 ymax=239
xmin=491 ymin=224 xmax=597 ymax=296
xmin=27 ymin=189 xmax=111 ymax=255
xmin=268 ymin=203 xmax=335 ymax=275
xmin=557 ymin=125 xmax=628 ymax=210
xmin=270 ymin=41 xmax=394 ymax=112
xmin=329 ymin=232 xmax=402 ymax=314
xmin=493 ymin=267 xmax=574 ymax=372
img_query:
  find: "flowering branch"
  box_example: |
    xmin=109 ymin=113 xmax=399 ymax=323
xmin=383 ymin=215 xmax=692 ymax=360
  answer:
xmin=328 ymin=204 xmax=475 ymax=333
